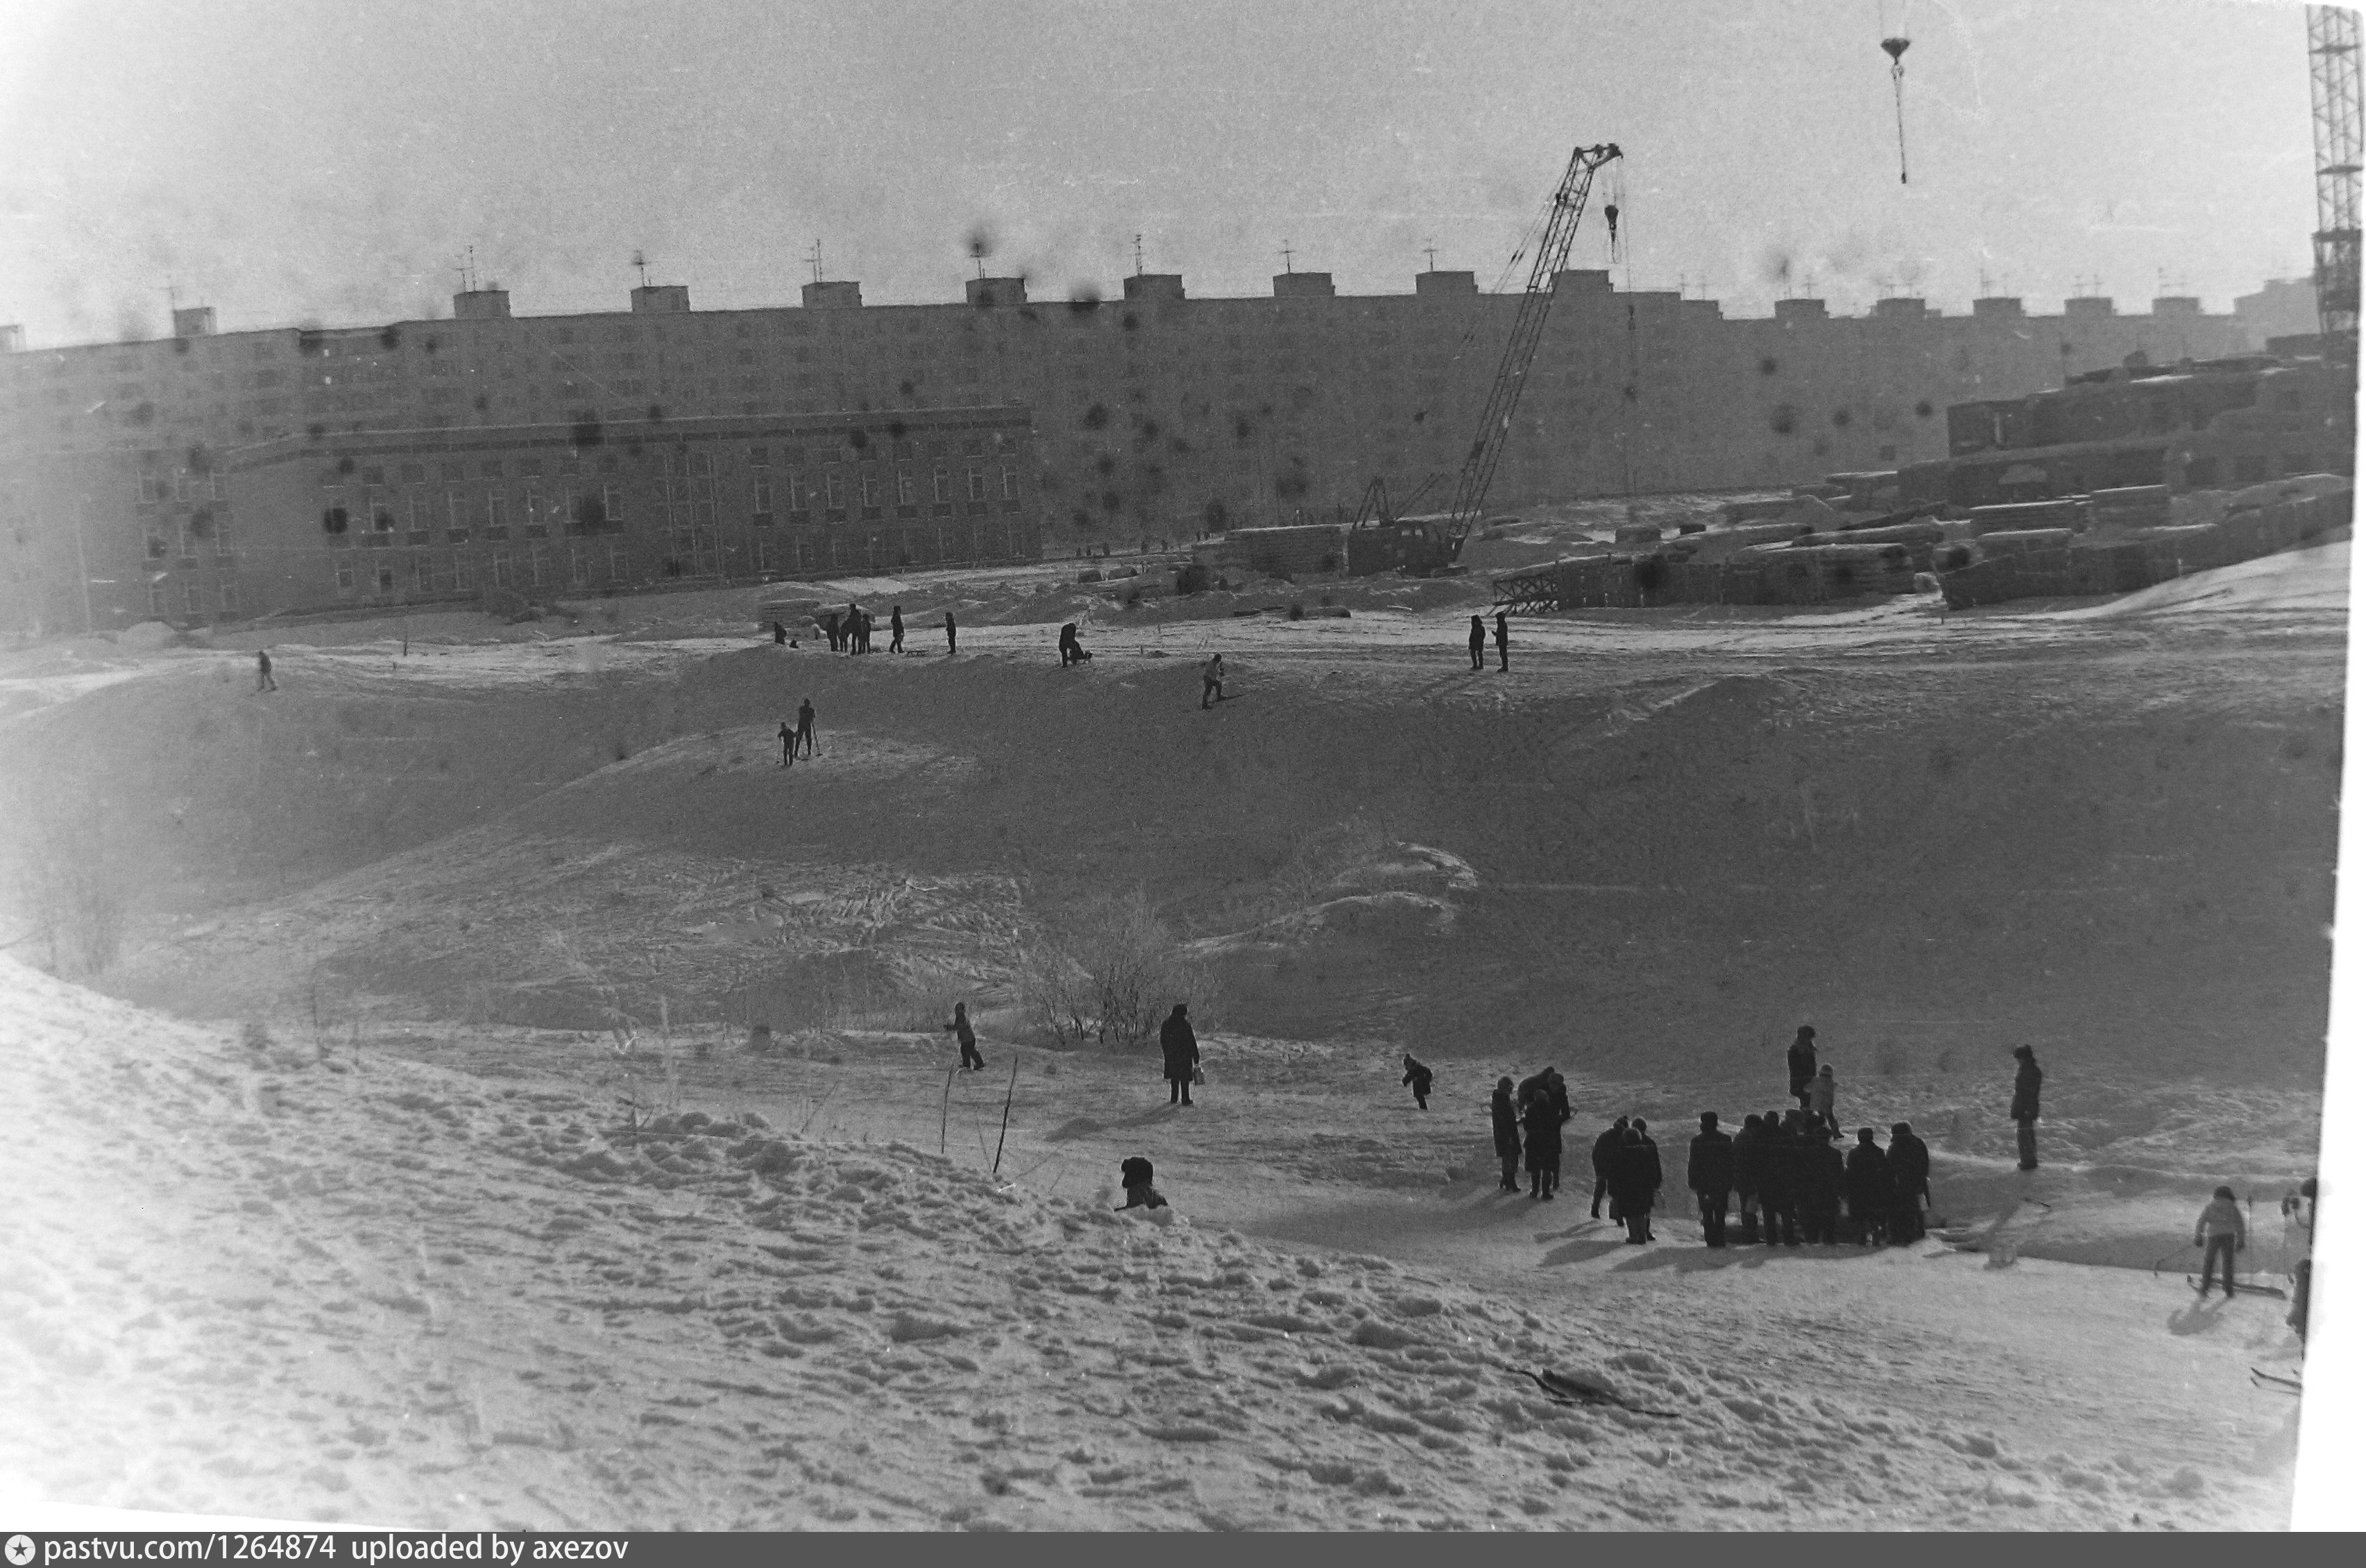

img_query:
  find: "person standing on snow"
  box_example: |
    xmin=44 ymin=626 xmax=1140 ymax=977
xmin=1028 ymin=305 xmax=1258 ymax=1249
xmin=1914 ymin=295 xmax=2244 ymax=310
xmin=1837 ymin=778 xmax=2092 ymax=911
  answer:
xmin=943 ymin=1001 xmax=985 ymax=1073
xmin=1401 ymin=1053 xmax=1433 ymax=1111
xmin=1493 ymin=611 xmax=1510 ymax=672
xmin=1159 ymin=1003 xmax=1200 ymax=1107
xmin=1796 ymin=1127 xmax=1846 ymax=1245
xmin=1807 ymin=1064 xmax=1838 ymax=1134
xmin=1844 ymin=1128 xmax=1892 ymax=1245
xmin=1491 ymin=1077 xmax=1524 ymax=1192
xmin=1589 ymin=1115 xmax=1630 ymax=1219
xmin=1467 ymin=615 xmax=1487 ymax=672
xmin=1614 ymin=1125 xmax=1662 ymax=1243
xmin=2009 ymin=1045 xmax=2043 ymax=1170
xmin=1759 ymin=1113 xmax=1802 ymax=1246
xmin=1687 ymin=1111 xmax=1735 ymax=1248
xmin=2193 ymin=1186 xmax=2247 ymax=1297
xmin=890 ymin=604 xmax=905 ymax=654
xmin=944 ymin=610 xmax=958 ymax=655
xmin=1787 ymin=1026 xmax=1818 ymax=1111
xmin=1887 ymin=1122 xmax=1932 ymax=1244
xmin=1731 ymin=1114 xmax=1767 ymax=1244
xmin=1201 ymin=652 xmax=1226 ymax=709
xmin=1522 ymin=1079 xmax=1563 ymax=1201
xmin=772 ymin=620 xmax=788 ymax=645
xmin=778 ymin=719 xmax=796 ymax=768
xmin=255 ymin=648 xmax=278 ymax=692
xmin=795 ymin=697 xmax=817 ymax=760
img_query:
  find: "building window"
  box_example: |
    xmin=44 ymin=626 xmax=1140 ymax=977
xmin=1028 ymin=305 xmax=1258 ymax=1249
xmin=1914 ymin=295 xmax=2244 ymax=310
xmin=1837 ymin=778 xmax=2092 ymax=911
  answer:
xmin=898 ymin=467 xmax=917 ymax=505
xmin=480 ymin=460 xmax=503 ymax=479
xmin=1001 ymin=466 xmax=1019 ymax=500
xmin=454 ymin=555 xmax=475 ymax=590
xmin=529 ymin=547 xmax=546 ymax=586
xmin=860 ymin=468 xmax=879 ymax=507
xmin=825 ymin=470 xmax=845 ymax=510
xmin=334 ymin=565 xmax=355 ymax=595
xmin=786 ymin=471 xmax=807 ymax=511
xmin=752 ymin=475 xmax=773 ymax=513
xmin=933 ymin=466 xmax=951 ymax=503
xmin=568 ymin=549 xmax=588 ymax=587
xmin=967 ymin=467 xmax=987 ymax=502
xmin=448 ymin=489 xmax=470 ymax=529
xmin=148 ymin=581 xmax=168 ymax=615
xmin=485 ymin=491 xmax=506 ymax=532
xmin=749 ymin=445 xmax=769 ymax=467
xmin=213 ymin=518 xmax=234 ymax=556
xmin=376 ymin=566 xmax=396 ymax=594
xmin=608 ymin=543 xmax=628 ymax=579
xmin=753 ymin=536 xmax=775 ymax=572
xmin=219 ymin=582 xmax=239 ymax=613
xmin=490 ymin=553 xmax=512 ymax=588
xmin=603 ymin=482 xmax=624 ymax=525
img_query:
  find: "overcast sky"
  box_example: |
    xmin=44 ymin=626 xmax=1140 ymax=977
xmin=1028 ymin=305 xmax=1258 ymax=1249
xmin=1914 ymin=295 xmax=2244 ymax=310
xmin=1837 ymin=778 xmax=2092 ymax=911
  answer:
xmin=0 ymin=0 xmax=2321 ymax=345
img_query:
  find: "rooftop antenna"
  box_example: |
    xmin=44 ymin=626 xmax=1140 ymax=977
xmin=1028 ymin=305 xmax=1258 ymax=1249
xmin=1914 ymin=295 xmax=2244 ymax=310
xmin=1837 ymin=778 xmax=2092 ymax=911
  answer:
xmin=1134 ymin=233 xmax=1145 ymax=277
xmin=808 ymin=239 xmax=824 ymax=285
xmin=633 ymin=250 xmax=649 ymax=288
xmin=1279 ymin=241 xmax=1295 ymax=275
xmin=1424 ymin=240 xmax=1439 ymax=273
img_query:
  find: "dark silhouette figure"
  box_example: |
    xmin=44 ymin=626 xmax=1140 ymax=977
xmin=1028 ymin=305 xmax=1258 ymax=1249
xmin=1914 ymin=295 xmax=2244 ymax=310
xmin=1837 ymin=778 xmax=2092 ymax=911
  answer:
xmin=822 ymin=611 xmax=843 ymax=652
xmin=2193 ymin=1185 xmax=2245 ymax=1296
xmin=944 ymin=1002 xmax=984 ymax=1072
xmin=1731 ymin=1114 xmax=1767 ymax=1243
xmin=1845 ymin=1128 xmax=1891 ymax=1245
xmin=890 ymin=605 xmax=904 ymax=653
xmin=1522 ymin=1080 xmax=1563 ymax=1200
xmin=1117 ymin=1156 xmax=1168 ymax=1211
xmin=1687 ymin=1112 xmax=1735 ymax=1247
xmin=778 ymin=721 xmax=794 ymax=767
xmin=795 ymin=698 xmax=816 ymax=759
xmin=1058 ymin=623 xmax=1091 ymax=666
xmin=1590 ymin=1116 xmax=1630 ymax=1218
xmin=944 ymin=611 xmax=958 ymax=654
xmin=1201 ymin=653 xmax=1225 ymax=708
xmin=1400 ymin=1053 xmax=1433 ymax=1110
xmin=1887 ymin=1122 xmax=1931 ymax=1243
xmin=846 ymin=602 xmax=865 ymax=654
xmin=1759 ymin=1112 xmax=1801 ymax=1245
xmin=1491 ymin=1077 xmax=1522 ymax=1191
xmin=255 ymin=649 xmax=277 ymax=692
xmin=772 ymin=620 xmax=788 ymax=645
xmin=1787 ymin=1026 xmax=1818 ymax=1111
xmin=1493 ymin=612 xmax=1509 ymax=672
xmin=1159 ymin=1004 xmax=1199 ymax=1106
xmin=1614 ymin=1125 xmax=1662 ymax=1243
xmin=1796 ymin=1127 xmax=1846 ymax=1245
xmin=1467 ymin=615 xmax=1486 ymax=672
xmin=2010 ymin=1045 xmax=2043 ymax=1170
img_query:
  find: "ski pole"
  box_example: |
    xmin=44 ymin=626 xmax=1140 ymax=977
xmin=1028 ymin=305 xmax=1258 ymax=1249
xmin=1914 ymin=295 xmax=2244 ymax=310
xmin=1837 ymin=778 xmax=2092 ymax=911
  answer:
xmin=991 ymin=1057 xmax=1019 ymax=1175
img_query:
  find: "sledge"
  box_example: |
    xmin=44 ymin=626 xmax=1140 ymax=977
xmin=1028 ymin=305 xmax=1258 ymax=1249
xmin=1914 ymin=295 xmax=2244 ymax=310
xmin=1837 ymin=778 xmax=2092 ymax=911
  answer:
xmin=2188 ymin=1277 xmax=2288 ymax=1300
xmin=1500 ymin=1365 xmax=1678 ymax=1420
xmin=2249 ymin=1366 xmax=2304 ymax=1395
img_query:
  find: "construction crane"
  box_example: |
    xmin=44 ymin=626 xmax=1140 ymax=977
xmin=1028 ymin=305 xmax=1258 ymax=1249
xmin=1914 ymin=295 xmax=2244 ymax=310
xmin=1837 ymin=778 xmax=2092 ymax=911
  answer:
xmin=2307 ymin=5 xmax=2360 ymax=446
xmin=1347 ymin=142 xmax=1624 ymax=576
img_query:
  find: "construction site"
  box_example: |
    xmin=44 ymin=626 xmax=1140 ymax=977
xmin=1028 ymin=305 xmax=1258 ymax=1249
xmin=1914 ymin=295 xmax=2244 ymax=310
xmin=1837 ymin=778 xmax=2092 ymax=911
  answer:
xmin=0 ymin=0 xmax=2355 ymax=1538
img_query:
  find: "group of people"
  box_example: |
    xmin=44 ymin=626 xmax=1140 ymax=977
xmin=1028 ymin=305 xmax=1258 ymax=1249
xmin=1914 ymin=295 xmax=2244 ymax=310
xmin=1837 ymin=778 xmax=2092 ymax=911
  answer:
xmin=1491 ymin=1067 xmax=1575 ymax=1202
xmin=1685 ymin=1111 xmax=1933 ymax=1248
xmin=1466 ymin=613 xmax=1510 ymax=673
xmin=774 ymin=602 xmax=958 ymax=655
xmin=775 ymin=698 xmax=817 ymax=766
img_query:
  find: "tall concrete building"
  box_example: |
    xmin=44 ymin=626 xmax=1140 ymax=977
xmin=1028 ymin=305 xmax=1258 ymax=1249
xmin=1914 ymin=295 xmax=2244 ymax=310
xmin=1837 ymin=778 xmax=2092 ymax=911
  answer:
xmin=0 ymin=265 xmax=2295 ymax=630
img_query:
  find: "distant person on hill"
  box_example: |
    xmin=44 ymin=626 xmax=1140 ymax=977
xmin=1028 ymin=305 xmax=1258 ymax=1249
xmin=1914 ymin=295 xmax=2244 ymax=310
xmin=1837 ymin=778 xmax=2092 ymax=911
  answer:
xmin=822 ymin=611 xmax=842 ymax=653
xmin=1201 ymin=652 xmax=1225 ymax=709
xmin=2009 ymin=1045 xmax=2043 ymax=1170
xmin=944 ymin=1001 xmax=985 ymax=1073
xmin=1688 ymin=1111 xmax=1735 ymax=1248
xmin=1613 ymin=1125 xmax=1661 ymax=1243
xmin=1543 ymin=1068 xmax=1572 ymax=1134
xmin=1807 ymin=1064 xmax=1837 ymax=1132
xmin=1492 ymin=1077 xmax=1523 ymax=1192
xmin=1059 ymin=623 xmax=1091 ymax=667
xmin=1887 ymin=1122 xmax=1932 ymax=1244
xmin=1467 ymin=615 xmax=1487 ymax=672
xmin=2193 ymin=1185 xmax=2247 ymax=1297
xmin=1759 ymin=1112 xmax=1801 ymax=1246
xmin=944 ymin=611 xmax=958 ymax=655
xmin=1797 ymin=1127 xmax=1846 ymax=1245
xmin=1117 ymin=1156 xmax=1168 ymax=1211
xmin=255 ymin=648 xmax=277 ymax=693
xmin=1731 ymin=1114 xmax=1767 ymax=1243
xmin=890 ymin=604 xmax=905 ymax=654
xmin=1522 ymin=1080 xmax=1562 ymax=1200
xmin=1493 ymin=611 xmax=1510 ymax=672
xmin=1845 ymin=1128 xmax=1891 ymax=1246
xmin=1401 ymin=1053 xmax=1433 ymax=1111
xmin=772 ymin=620 xmax=788 ymax=645
xmin=1787 ymin=1027 xmax=1818 ymax=1111
xmin=846 ymin=602 xmax=865 ymax=654
xmin=1159 ymin=1003 xmax=1200 ymax=1107
xmin=795 ymin=698 xmax=816 ymax=760
xmin=1589 ymin=1116 xmax=1629 ymax=1218
xmin=777 ymin=719 xmax=795 ymax=768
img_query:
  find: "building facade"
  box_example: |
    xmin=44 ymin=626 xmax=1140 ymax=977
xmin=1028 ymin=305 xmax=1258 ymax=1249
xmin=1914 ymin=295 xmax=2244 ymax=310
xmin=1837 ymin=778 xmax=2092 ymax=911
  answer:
xmin=0 ymin=266 xmax=2304 ymax=630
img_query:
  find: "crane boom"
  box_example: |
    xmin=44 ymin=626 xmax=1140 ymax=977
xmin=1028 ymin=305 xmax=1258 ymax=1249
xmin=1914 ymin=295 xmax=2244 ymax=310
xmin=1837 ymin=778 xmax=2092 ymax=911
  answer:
xmin=1441 ymin=142 xmax=1623 ymax=562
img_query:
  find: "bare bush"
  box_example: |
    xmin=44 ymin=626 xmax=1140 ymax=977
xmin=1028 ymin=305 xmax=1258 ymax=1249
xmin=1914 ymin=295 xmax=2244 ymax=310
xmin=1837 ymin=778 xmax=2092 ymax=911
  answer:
xmin=6 ymin=804 xmax=130 ymax=979
xmin=1019 ymin=889 xmax=1214 ymax=1050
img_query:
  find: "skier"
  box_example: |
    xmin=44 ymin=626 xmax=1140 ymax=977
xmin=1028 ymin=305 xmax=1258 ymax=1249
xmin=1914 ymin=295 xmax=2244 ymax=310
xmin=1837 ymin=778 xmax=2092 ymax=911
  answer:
xmin=2193 ymin=1185 xmax=2246 ymax=1297
xmin=1491 ymin=1077 xmax=1523 ymax=1192
xmin=1589 ymin=1116 xmax=1629 ymax=1218
xmin=255 ymin=648 xmax=277 ymax=693
xmin=1159 ymin=1003 xmax=1199 ymax=1107
xmin=1787 ymin=1026 xmax=1818 ymax=1111
xmin=1687 ymin=1111 xmax=1735 ymax=1248
xmin=1614 ymin=1124 xmax=1661 ymax=1243
xmin=795 ymin=697 xmax=817 ymax=760
xmin=1117 ymin=1156 xmax=1168 ymax=1211
xmin=1796 ymin=1125 xmax=1846 ymax=1245
xmin=1887 ymin=1121 xmax=1932 ymax=1244
xmin=777 ymin=719 xmax=795 ymax=768
xmin=890 ymin=604 xmax=905 ymax=654
xmin=1844 ymin=1127 xmax=1891 ymax=1245
xmin=1201 ymin=652 xmax=1225 ymax=709
xmin=1493 ymin=611 xmax=1510 ymax=672
xmin=943 ymin=1001 xmax=985 ymax=1072
xmin=1522 ymin=1078 xmax=1563 ymax=1200
xmin=1467 ymin=615 xmax=1487 ymax=672
xmin=1400 ymin=1053 xmax=1433 ymax=1111
xmin=1807 ymin=1063 xmax=1838 ymax=1134
xmin=1731 ymin=1114 xmax=1767 ymax=1244
xmin=944 ymin=610 xmax=958 ymax=655
xmin=2009 ymin=1044 xmax=2043 ymax=1170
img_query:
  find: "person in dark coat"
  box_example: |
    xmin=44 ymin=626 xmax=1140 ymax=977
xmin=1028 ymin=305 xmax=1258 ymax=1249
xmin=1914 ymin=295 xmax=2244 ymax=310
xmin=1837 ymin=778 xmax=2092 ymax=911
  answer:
xmin=1058 ymin=622 xmax=1090 ymax=666
xmin=1731 ymin=1114 xmax=1765 ymax=1243
xmin=1759 ymin=1113 xmax=1801 ymax=1245
xmin=256 ymin=648 xmax=277 ymax=692
xmin=778 ymin=719 xmax=796 ymax=768
xmin=1631 ymin=1119 xmax=1661 ymax=1240
xmin=1491 ymin=1077 xmax=1523 ymax=1192
xmin=1493 ymin=611 xmax=1510 ymax=672
xmin=795 ymin=697 xmax=816 ymax=759
xmin=1116 ymin=1156 xmax=1168 ymax=1210
xmin=1522 ymin=1082 xmax=1563 ymax=1201
xmin=1467 ymin=615 xmax=1487 ymax=672
xmin=890 ymin=604 xmax=905 ymax=653
xmin=1787 ymin=1026 xmax=1818 ymax=1111
xmin=1159 ymin=1004 xmax=1199 ymax=1106
xmin=2010 ymin=1045 xmax=2043 ymax=1170
xmin=772 ymin=620 xmax=788 ymax=645
xmin=1844 ymin=1128 xmax=1891 ymax=1245
xmin=1612 ymin=1126 xmax=1662 ymax=1243
xmin=1687 ymin=1111 xmax=1735 ymax=1247
xmin=944 ymin=611 xmax=958 ymax=654
xmin=1589 ymin=1116 xmax=1630 ymax=1218
xmin=1887 ymin=1121 xmax=1931 ymax=1244
xmin=845 ymin=602 xmax=865 ymax=654
xmin=943 ymin=1001 xmax=984 ymax=1072
xmin=1543 ymin=1068 xmax=1572 ymax=1134
xmin=1400 ymin=1053 xmax=1433 ymax=1111
xmin=1796 ymin=1127 xmax=1846 ymax=1245
xmin=822 ymin=611 xmax=842 ymax=652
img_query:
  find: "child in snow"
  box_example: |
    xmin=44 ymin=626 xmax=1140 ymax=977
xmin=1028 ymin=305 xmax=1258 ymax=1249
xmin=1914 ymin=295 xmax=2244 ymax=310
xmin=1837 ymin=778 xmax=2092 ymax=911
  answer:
xmin=1806 ymin=1064 xmax=1837 ymax=1132
xmin=944 ymin=1002 xmax=985 ymax=1072
xmin=1201 ymin=653 xmax=1225 ymax=708
xmin=1117 ymin=1156 xmax=1168 ymax=1211
xmin=2193 ymin=1186 xmax=2247 ymax=1297
xmin=1401 ymin=1053 xmax=1433 ymax=1110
